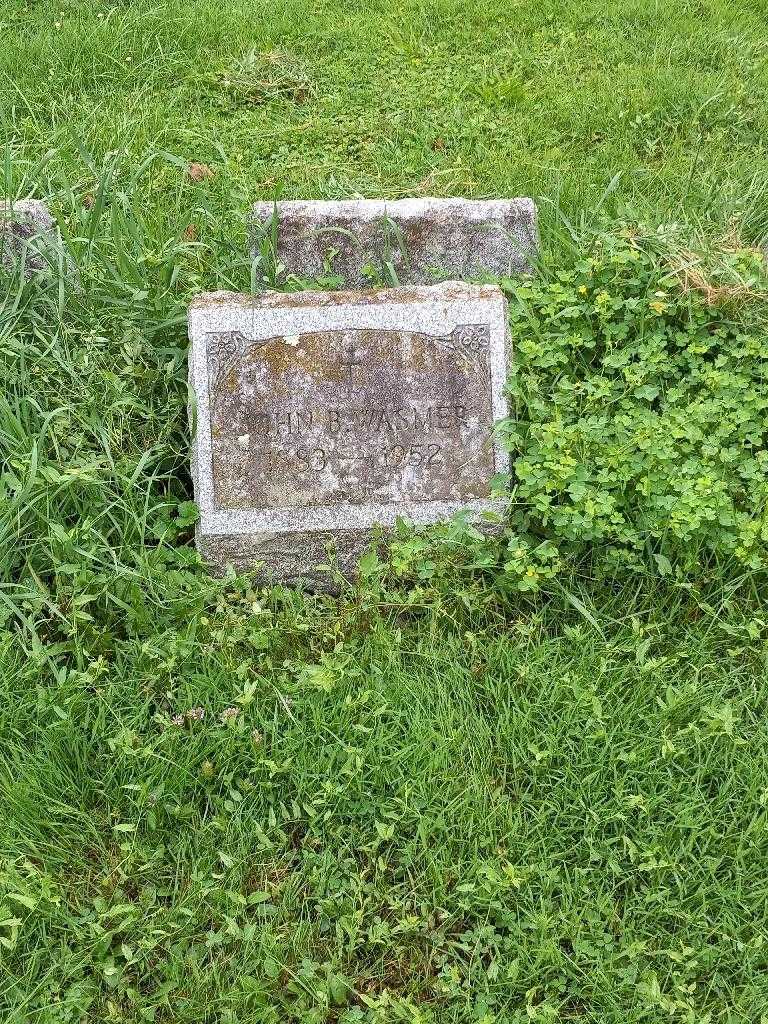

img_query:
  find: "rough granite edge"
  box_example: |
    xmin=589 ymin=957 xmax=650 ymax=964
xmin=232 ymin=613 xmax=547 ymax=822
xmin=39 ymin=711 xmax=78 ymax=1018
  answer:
xmin=188 ymin=280 xmax=503 ymax=310
xmin=1 ymin=198 xmax=76 ymax=279
xmin=250 ymin=196 xmax=536 ymax=219
xmin=0 ymin=199 xmax=57 ymax=230
xmin=197 ymin=520 xmax=506 ymax=591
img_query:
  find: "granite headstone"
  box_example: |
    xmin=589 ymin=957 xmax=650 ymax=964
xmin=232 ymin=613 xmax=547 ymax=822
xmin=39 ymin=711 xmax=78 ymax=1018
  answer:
xmin=188 ymin=282 xmax=511 ymax=584
xmin=0 ymin=199 xmax=58 ymax=275
xmin=251 ymin=198 xmax=536 ymax=287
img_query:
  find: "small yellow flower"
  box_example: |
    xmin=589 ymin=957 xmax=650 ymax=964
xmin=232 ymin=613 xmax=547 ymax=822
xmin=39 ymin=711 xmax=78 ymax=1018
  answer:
xmin=578 ymin=285 xmax=588 ymax=295
xmin=649 ymin=300 xmax=667 ymax=314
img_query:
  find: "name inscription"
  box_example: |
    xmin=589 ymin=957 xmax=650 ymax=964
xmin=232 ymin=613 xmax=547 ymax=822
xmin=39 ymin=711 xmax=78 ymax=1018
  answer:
xmin=249 ymin=403 xmax=470 ymax=437
xmin=208 ymin=325 xmax=495 ymax=509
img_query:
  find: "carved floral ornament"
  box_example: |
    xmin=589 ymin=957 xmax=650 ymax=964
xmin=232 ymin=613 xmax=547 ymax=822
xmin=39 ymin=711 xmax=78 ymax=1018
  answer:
xmin=207 ymin=330 xmax=253 ymax=393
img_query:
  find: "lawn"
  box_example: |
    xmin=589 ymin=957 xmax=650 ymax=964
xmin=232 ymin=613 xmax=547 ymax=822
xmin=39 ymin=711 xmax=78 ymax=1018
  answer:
xmin=2 ymin=1 xmax=768 ymax=1022
xmin=3 ymin=582 xmax=768 ymax=1022
xmin=2 ymin=0 xmax=768 ymax=224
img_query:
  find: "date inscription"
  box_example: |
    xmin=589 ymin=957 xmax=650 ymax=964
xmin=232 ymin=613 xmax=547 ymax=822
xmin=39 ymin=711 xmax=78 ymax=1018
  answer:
xmin=294 ymin=443 xmax=444 ymax=474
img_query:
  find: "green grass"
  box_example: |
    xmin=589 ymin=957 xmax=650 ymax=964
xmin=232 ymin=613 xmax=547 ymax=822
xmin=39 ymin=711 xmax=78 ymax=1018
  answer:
xmin=3 ymin=581 xmax=768 ymax=1022
xmin=2 ymin=0 xmax=768 ymax=229
xmin=3 ymin=1 xmax=768 ymax=1021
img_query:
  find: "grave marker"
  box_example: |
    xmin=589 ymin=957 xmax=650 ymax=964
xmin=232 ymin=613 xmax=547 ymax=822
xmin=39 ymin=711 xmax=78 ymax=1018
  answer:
xmin=0 ymin=199 xmax=58 ymax=276
xmin=251 ymin=198 xmax=536 ymax=287
xmin=188 ymin=282 xmax=511 ymax=584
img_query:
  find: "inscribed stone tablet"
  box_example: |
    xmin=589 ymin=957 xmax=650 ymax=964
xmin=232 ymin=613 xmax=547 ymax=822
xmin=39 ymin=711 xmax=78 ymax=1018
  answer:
xmin=188 ymin=282 xmax=510 ymax=584
xmin=251 ymin=198 xmax=536 ymax=287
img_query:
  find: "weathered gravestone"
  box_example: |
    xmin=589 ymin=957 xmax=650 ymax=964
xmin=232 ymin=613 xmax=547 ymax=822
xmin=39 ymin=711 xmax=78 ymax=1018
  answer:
xmin=0 ymin=199 xmax=58 ymax=275
xmin=251 ymin=198 xmax=537 ymax=287
xmin=188 ymin=282 xmax=511 ymax=584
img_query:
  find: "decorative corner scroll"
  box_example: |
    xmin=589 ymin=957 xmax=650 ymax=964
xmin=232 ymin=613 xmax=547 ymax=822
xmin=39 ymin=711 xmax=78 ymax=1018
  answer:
xmin=449 ymin=324 xmax=491 ymax=368
xmin=207 ymin=330 xmax=257 ymax=394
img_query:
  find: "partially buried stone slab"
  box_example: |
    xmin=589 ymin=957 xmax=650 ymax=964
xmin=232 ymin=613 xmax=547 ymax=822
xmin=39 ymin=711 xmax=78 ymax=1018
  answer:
xmin=188 ymin=282 xmax=511 ymax=585
xmin=251 ymin=198 xmax=536 ymax=287
xmin=0 ymin=199 xmax=58 ymax=275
